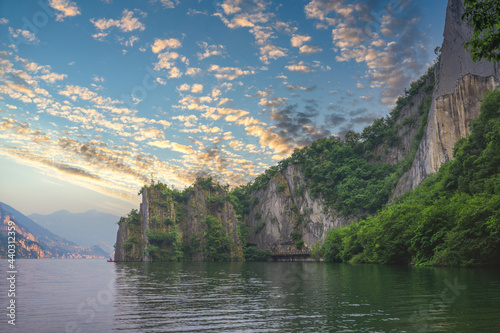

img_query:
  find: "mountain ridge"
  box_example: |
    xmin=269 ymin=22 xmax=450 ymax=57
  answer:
xmin=29 ymin=209 xmax=119 ymax=254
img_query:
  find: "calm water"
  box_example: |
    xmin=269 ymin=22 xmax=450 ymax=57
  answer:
xmin=1 ymin=260 xmax=500 ymax=332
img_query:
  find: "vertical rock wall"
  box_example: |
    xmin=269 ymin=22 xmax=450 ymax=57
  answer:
xmin=393 ymin=0 xmax=500 ymax=197
xmin=249 ymin=165 xmax=352 ymax=252
xmin=115 ymin=183 xmax=244 ymax=262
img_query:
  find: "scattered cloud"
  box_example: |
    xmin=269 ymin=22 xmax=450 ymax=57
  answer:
xmin=285 ymin=61 xmax=313 ymax=74
xmin=91 ymin=9 xmax=146 ymax=34
xmin=291 ymin=34 xmax=311 ymax=47
xmin=49 ymin=0 xmax=81 ymax=22
xmin=208 ymin=65 xmax=255 ymax=80
xmin=304 ymin=0 xmax=431 ymax=104
xmin=191 ymin=83 xmax=203 ymax=93
xmin=286 ymin=84 xmax=317 ymax=92
xmin=197 ymin=42 xmax=225 ymax=60
xmin=215 ymin=0 xmax=288 ymax=65
xmin=185 ymin=67 xmax=201 ymax=76
xmin=151 ymin=38 xmax=182 ymax=53
xmin=152 ymin=0 xmax=180 ymax=9
xmin=40 ymin=72 xmax=67 ymax=83
xmin=259 ymin=44 xmax=287 ymax=64
xmin=8 ymin=28 xmax=39 ymax=44
xmin=299 ymin=45 xmax=322 ymax=54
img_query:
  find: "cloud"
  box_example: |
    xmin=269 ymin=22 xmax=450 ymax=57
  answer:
xmin=168 ymin=67 xmax=182 ymax=78
xmin=124 ymin=35 xmax=139 ymax=47
xmin=245 ymin=125 xmax=293 ymax=156
xmin=304 ymin=0 xmax=356 ymax=25
xmin=8 ymin=28 xmax=39 ymax=44
xmin=151 ymin=0 xmax=180 ymax=9
xmin=332 ymin=22 xmax=366 ymax=48
xmin=49 ymin=0 xmax=81 ymax=22
xmin=259 ymin=44 xmax=287 ymax=64
xmin=191 ymin=84 xmax=203 ymax=93
xmin=197 ymin=42 xmax=225 ymax=60
xmin=291 ymin=34 xmax=311 ymax=47
xmin=154 ymin=51 xmax=179 ymax=70
xmin=40 ymin=72 xmax=67 ymax=83
xmin=148 ymin=140 xmax=195 ymax=155
xmin=92 ymin=32 xmax=109 ymax=41
xmin=59 ymin=85 xmax=98 ymax=101
xmin=208 ymin=65 xmax=255 ymax=80
xmin=177 ymin=83 xmax=190 ymax=91
xmin=286 ymin=84 xmax=317 ymax=92
xmin=285 ymin=61 xmax=313 ymax=74
xmin=91 ymin=9 xmax=146 ymax=33
xmin=221 ymin=0 xmax=243 ymax=15
xmin=304 ymin=0 xmax=430 ymax=104
xmin=299 ymin=45 xmax=322 ymax=54
xmin=325 ymin=113 xmax=347 ymax=127
xmin=259 ymin=97 xmax=287 ymax=107
xmin=0 ymin=55 xmax=213 ymax=195
xmin=0 ymin=18 xmax=9 ymax=25
xmin=185 ymin=67 xmax=201 ymax=76
xmin=172 ymin=114 xmax=198 ymax=127
xmin=215 ymin=0 xmax=288 ymax=65
xmin=151 ymin=38 xmax=182 ymax=53
xmin=269 ymin=100 xmax=331 ymax=148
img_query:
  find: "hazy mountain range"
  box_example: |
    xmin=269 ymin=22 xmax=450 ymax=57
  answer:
xmin=0 ymin=202 xmax=109 ymax=258
xmin=29 ymin=209 xmax=119 ymax=255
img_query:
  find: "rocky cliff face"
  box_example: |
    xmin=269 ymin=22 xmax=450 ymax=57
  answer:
xmin=393 ymin=0 xmax=500 ymax=196
xmin=248 ymin=165 xmax=351 ymax=252
xmin=115 ymin=182 xmax=244 ymax=262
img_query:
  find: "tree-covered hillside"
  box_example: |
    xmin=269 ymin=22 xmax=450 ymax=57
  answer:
xmin=322 ymin=89 xmax=500 ymax=267
xmin=244 ymin=64 xmax=435 ymax=217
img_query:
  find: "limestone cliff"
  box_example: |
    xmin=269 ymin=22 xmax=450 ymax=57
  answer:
xmin=393 ymin=0 xmax=500 ymax=197
xmin=247 ymin=165 xmax=351 ymax=252
xmin=115 ymin=181 xmax=244 ymax=262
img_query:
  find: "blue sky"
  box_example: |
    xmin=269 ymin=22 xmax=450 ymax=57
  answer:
xmin=0 ymin=0 xmax=447 ymax=216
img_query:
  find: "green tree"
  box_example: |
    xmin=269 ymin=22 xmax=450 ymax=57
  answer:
xmin=462 ymin=0 xmax=500 ymax=62
xmin=205 ymin=215 xmax=232 ymax=261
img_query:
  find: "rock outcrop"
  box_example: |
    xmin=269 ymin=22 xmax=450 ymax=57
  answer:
xmin=248 ymin=165 xmax=351 ymax=252
xmin=393 ymin=0 xmax=500 ymax=197
xmin=115 ymin=182 xmax=244 ymax=262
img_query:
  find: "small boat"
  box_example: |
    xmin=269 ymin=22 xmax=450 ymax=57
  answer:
xmin=107 ymin=258 xmax=118 ymax=262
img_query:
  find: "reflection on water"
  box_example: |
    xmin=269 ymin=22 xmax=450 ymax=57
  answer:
xmin=112 ymin=262 xmax=500 ymax=332
xmin=1 ymin=260 xmax=499 ymax=332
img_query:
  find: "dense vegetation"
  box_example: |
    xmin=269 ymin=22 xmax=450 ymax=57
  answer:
xmin=245 ymin=65 xmax=435 ymax=216
xmin=322 ymin=90 xmax=500 ymax=267
xmin=462 ymin=0 xmax=500 ymax=62
xmin=122 ymin=178 xmax=242 ymax=262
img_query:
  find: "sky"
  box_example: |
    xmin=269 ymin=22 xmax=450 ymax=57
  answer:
xmin=0 ymin=0 xmax=448 ymax=216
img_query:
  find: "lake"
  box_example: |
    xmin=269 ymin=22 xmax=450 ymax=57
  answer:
xmin=1 ymin=260 xmax=499 ymax=332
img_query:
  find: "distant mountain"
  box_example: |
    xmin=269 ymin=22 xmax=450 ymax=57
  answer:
xmin=0 ymin=205 xmax=48 ymax=258
xmin=29 ymin=209 xmax=119 ymax=254
xmin=0 ymin=202 xmax=108 ymax=259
